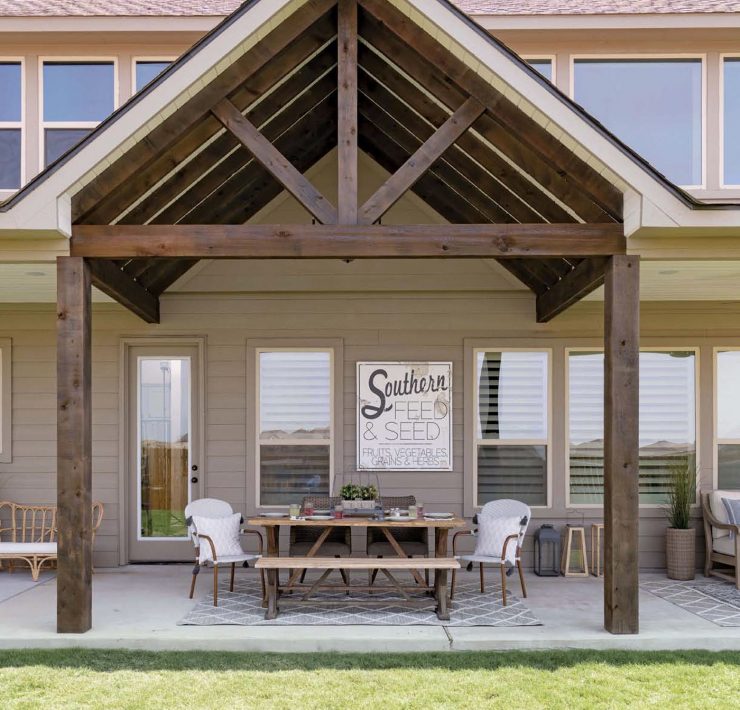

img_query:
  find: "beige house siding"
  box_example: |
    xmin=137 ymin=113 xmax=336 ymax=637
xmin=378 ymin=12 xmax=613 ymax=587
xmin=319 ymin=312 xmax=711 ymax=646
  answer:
xmin=1 ymin=293 xmax=737 ymax=569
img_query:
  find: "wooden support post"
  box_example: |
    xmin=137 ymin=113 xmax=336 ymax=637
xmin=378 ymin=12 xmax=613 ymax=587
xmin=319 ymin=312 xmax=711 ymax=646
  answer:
xmin=337 ymin=0 xmax=358 ymax=223
xmin=56 ymin=256 xmax=93 ymax=633
xmin=603 ymin=255 xmax=640 ymax=634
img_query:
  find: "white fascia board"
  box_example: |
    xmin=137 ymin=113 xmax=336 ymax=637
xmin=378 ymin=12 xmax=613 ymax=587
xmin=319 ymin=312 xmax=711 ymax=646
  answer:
xmin=473 ymin=13 xmax=740 ymax=32
xmin=405 ymin=0 xmax=740 ymax=234
xmin=0 ymin=0 xmax=300 ymax=237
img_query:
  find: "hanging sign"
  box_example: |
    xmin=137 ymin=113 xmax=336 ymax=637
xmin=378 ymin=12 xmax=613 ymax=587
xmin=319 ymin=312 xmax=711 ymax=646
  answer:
xmin=357 ymin=362 xmax=452 ymax=471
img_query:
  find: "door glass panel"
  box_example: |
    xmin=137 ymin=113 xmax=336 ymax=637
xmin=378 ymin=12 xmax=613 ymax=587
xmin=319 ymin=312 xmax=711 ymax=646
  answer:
xmin=138 ymin=357 xmax=190 ymax=539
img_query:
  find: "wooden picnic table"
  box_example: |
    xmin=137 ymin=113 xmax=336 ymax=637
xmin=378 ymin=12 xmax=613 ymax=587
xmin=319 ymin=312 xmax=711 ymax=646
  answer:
xmin=247 ymin=515 xmax=466 ymax=618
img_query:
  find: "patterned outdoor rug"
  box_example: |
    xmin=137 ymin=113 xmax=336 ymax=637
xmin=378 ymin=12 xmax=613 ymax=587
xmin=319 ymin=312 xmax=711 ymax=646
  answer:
xmin=179 ymin=577 xmax=541 ymax=627
xmin=641 ymin=578 xmax=740 ymax=627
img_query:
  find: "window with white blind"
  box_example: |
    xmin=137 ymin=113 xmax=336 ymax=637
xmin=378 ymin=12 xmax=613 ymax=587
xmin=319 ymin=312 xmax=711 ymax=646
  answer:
xmin=0 ymin=338 xmax=10 ymax=463
xmin=474 ymin=350 xmax=549 ymax=507
xmin=715 ymin=350 xmax=740 ymax=489
xmin=257 ymin=350 xmax=332 ymax=506
xmin=568 ymin=350 xmax=697 ymax=505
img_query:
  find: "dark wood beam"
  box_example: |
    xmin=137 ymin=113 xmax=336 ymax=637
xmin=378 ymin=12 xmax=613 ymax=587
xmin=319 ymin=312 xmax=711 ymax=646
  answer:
xmin=604 ymin=255 xmax=640 ymax=634
xmin=338 ymin=0 xmax=358 ymax=223
xmin=72 ymin=223 xmax=625 ymax=260
xmin=136 ymin=259 xmax=200 ymax=295
xmin=359 ymin=96 xmax=485 ymax=224
xmin=358 ymin=3 xmax=623 ymax=222
xmin=87 ymin=258 xmax=160 ymax=323
xmin=56 ymin=256 xmax=93 ymax=633
xmin=535 ymin=257 xmax=608 ymax=322
xmin=74 ymin=0 xmax=336 ymax=224
xmin=120 ymin=45 xmax=338 ymax=226
xmin=212 ymin=98 xmax=338 ymax=224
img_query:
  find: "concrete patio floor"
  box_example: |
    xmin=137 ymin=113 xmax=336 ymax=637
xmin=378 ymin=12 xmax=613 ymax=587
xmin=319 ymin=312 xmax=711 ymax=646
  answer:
xmin=0 ymin=565 xmax=738 ymax=652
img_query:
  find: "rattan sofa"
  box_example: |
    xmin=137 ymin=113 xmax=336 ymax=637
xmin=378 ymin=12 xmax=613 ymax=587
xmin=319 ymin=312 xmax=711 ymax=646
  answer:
xmin=701 ymin=490 xmax=739 ymax=589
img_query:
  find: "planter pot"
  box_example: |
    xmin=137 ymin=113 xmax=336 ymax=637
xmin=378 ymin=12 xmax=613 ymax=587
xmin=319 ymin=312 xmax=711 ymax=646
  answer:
xmin=666 ymin=527 xmax=696 ymax=581
xmin=342 ymin=499 xmax=375 ymax=510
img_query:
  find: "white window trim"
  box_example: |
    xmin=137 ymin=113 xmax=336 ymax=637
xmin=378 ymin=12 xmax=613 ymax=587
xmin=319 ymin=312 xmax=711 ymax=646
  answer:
xmin=712 ymin=346 xmax=740 ymax=489
xmin=565 ymin=345 xmax=701 ymax=509
xmin=719 ymin=54 xmax=740 ymax=189
xmin=569 ymin=53 xmax=708 ymax=190
xmin=521 ymin=55 xmax=556 ymax=83
xmin=38 ymin=56 xmax=119 ymax=171
xmin=0 ymin=58 xmax=25 ymax=194
xmin=131 ymin=56 xmax=176 ymax=95
xmin=254 ymin=347 xmax=336 ymax=509
xmin=472 ymin=347 xmax=553 ymax=510
xmin=0 ymin=338 xmax=11 ymax=464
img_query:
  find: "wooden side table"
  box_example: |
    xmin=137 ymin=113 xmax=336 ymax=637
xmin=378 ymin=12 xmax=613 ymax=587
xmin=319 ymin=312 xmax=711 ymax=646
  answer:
xmin=561 ymin=525 xmax=589 ymax=577
xmin=591 ymin=523 xmax=604 ymax=577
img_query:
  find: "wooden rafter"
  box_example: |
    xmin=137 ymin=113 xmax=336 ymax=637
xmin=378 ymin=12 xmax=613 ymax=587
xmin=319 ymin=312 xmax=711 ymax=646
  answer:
xmin=535 ymin=257 xmax=609 ymax=322
xmin=71 ymin=223 xmax=625 ymax=260
xmin=359 ymin=96 xmax=485 ymax=224
xmin=337 ymin=0 xmax=359 ymax=223
xmin=87 ymin=258 xmax=160 ymax=323
xmin=211 ymin=99 xmax=338 ymax=224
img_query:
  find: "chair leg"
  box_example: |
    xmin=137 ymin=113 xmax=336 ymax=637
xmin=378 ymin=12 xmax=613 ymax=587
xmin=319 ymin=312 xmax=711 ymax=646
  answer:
xmin=299 ymin=569 xmax=307 ymax=584
xmin=369 ymin=556 xmax=381 ymax=591
xmin=213 ymin=564 xmax=219 ymax=607
xmin=517 ymin=559 xmax=527 ymax=598
xmin=500 ymin=563 xmax=508 ymax=606
xmin=189 ymin=563 xmax=200 ymax=599
xmin=479 ymin=563 xmax=485 ymax=593
xmin=230 ymin=563 xmax=236 ymax=592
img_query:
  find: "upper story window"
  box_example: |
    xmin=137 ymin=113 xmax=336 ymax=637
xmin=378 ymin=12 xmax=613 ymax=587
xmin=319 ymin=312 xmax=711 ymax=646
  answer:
xmin=573 ymin=58 xmax=703 ymax=187
xmin=474 ymin=350 xmax=550 ymax=507
xmin=568 ymin=350 xmax=697 ymax=505
xmin=723 ymin=58 xmax=740 ymax=186
xmin=135 ymin=60 xmax=172 ymax=92
xmin=715 ymin=350 xmax=740 ymax=489
xmin=257 ymin=350 xmax=333 ymax=506
xmin=0 ymin=62 xmax=22 ymax=190
xmin=41 ymin=60 xmax=115 ymax=167
xmin=526 ymin=58 xmax=552 ymax=82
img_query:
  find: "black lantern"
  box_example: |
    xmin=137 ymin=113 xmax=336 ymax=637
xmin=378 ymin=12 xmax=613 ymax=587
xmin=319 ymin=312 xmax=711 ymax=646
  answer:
xmin=534 ymin=524 xmax=560 ymax=577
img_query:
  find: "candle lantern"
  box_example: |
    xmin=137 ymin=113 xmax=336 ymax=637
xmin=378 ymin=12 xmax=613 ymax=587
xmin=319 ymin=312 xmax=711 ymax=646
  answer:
xmin=533 ymin=524 xmax=560 ymax=577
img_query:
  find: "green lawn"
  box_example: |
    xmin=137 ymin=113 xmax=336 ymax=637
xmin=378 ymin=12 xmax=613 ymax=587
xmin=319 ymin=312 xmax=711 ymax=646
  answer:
xmin=1 ymin=649 xmax=738 ymax=709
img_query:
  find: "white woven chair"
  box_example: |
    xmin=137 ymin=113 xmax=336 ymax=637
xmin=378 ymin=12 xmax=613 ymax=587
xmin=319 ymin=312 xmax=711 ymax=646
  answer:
xmin=451 ymin=499 xmax=530 ymax=606
xmin=185 ymin=498 xmax=264 ymax=606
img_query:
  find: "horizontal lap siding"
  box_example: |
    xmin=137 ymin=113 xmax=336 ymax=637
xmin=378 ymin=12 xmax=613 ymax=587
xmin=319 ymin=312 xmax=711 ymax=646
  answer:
xmin=1 ymin=295 xmax=738 ymax=567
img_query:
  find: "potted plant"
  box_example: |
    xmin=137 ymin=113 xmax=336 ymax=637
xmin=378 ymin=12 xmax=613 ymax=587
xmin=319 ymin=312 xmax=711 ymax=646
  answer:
xmin=340 ymin=483 xmax=377 ymax=510
xmin=665 ymin=461 xmax=697 ymax=580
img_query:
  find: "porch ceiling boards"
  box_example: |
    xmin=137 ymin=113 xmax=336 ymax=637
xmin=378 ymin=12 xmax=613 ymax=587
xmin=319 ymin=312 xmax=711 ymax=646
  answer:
xmin=70 ymin=0 xmax=625 ymax=326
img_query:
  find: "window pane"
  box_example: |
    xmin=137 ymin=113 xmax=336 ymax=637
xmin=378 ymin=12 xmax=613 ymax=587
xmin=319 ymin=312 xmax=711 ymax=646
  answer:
xmin=724 ymin=59 xmax=740 ymax=184
xmin=259 ymin=351 xmax=330 ymax=439
xmin=568 ymin=351 xmax=696 ymax=504
xmin=138 ymin=358 xmax=190 ymax=539
xmin=43 ymin=62 xmax=114 ymax=122
xmin=260 ymin=444 xmax=330 ymax=505
xmin=0 ymin=63 xmax=21 ymax=122
xmin=718 ymin=444 xmax=740 ymax=489
xmin=136 ymin=61 xmax=171 ymax=92
xmin=574 ymin=59 xmax=702 ymax=185
xmin=717 ymin=351 xmax=740 ymax=439
xmin=527 ymin=59 xmax=552 ymax=82
xmin=45 ymin=128 xmax=91 ymax=166
xmin=477 ymin=351 xmax=548 ymax=440
xmin=477 ymin=445 xmax=547 ymax=506
xmin=0 ymin=130 xmax=21 ymax=189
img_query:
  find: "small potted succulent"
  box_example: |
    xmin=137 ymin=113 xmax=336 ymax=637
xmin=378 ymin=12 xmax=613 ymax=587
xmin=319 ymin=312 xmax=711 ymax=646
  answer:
xmin=665 ymin=460 xmax=697 ymax=580
xmin=340 ymin=483 xmax=378 ymax=510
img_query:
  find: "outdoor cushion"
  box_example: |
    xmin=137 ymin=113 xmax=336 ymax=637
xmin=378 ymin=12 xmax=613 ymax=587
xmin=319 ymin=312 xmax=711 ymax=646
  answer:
xmin=722 ymin=497 xmax=740 ymax=540
xmin=0 ymin=542 xmax=57 ymax=554
xmin=713 ymin=535 xmax=739 ymax=557
xmin=192 ymin=513 xmax=243 ymax=564
xmin=473 ymin=515 xmax=522 ymax=565
xmin=709 ymin=490 xmax=740 ymax=539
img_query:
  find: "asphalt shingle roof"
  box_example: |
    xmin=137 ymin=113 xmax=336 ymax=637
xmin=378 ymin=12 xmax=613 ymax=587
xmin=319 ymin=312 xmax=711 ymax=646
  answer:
xmin=1 ymin=0 xmax=739 ymax=16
